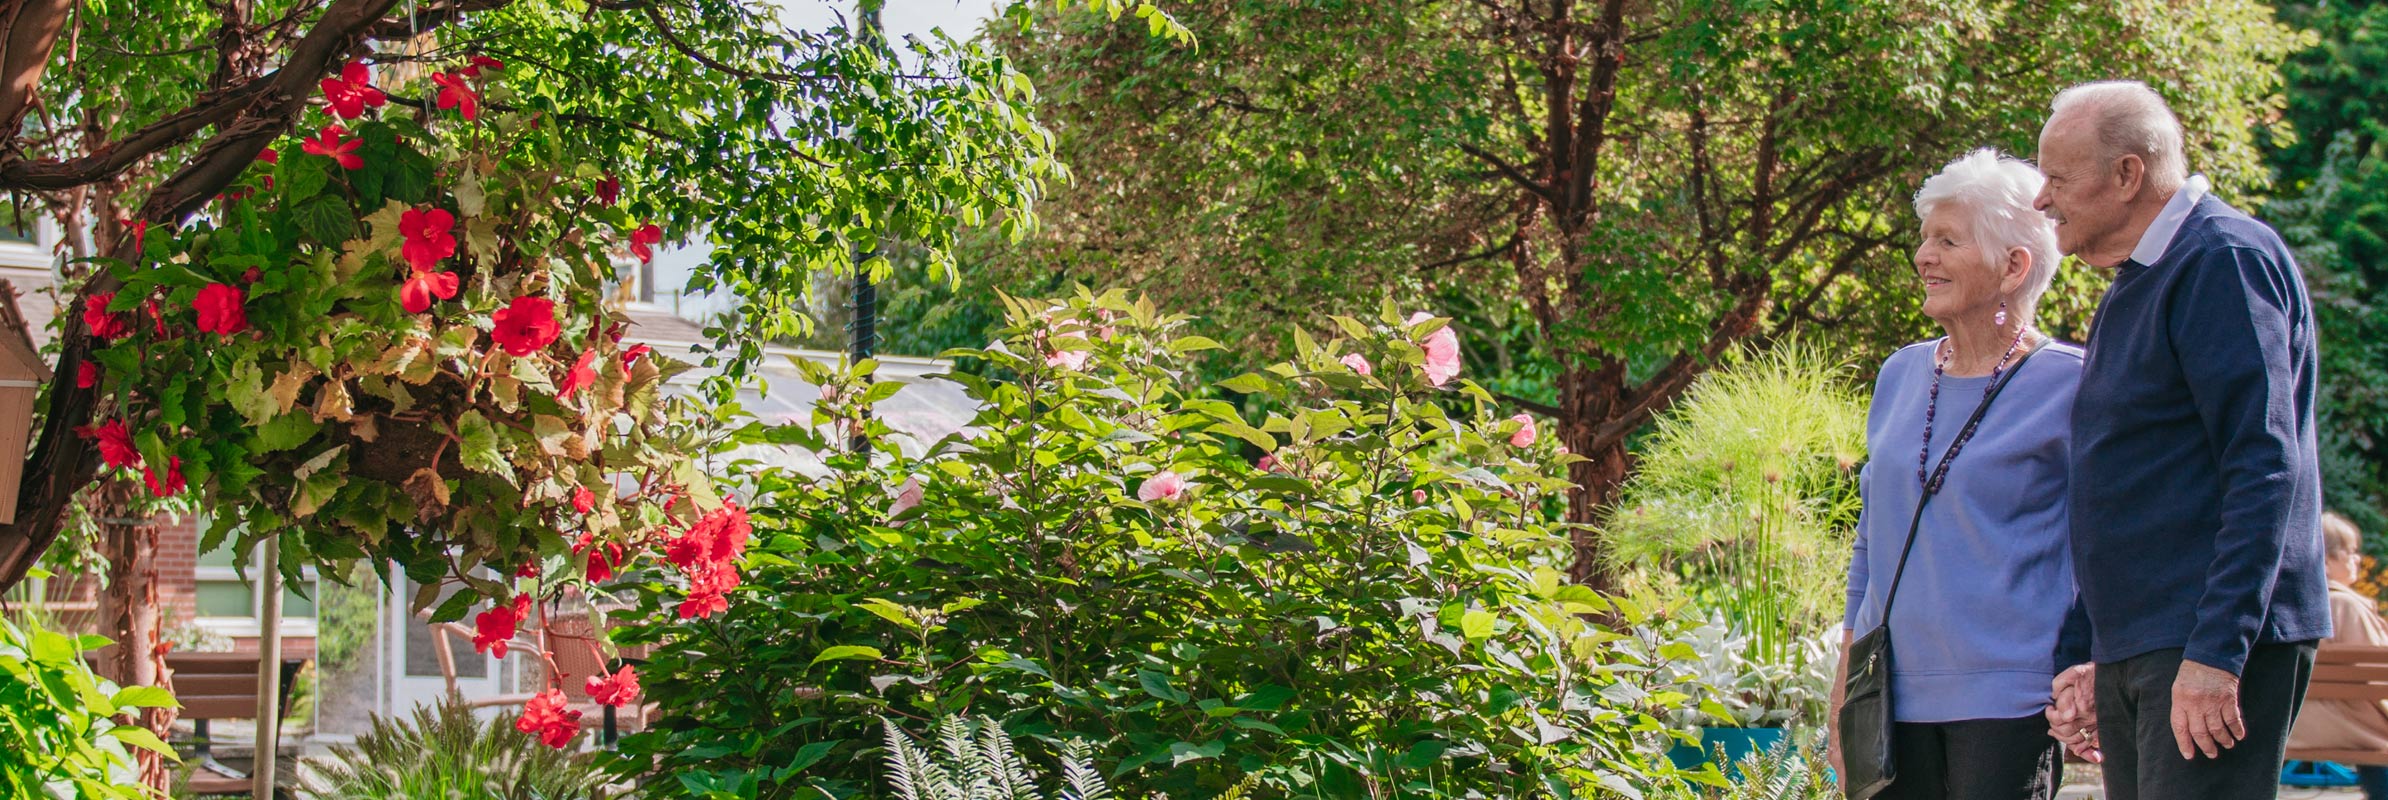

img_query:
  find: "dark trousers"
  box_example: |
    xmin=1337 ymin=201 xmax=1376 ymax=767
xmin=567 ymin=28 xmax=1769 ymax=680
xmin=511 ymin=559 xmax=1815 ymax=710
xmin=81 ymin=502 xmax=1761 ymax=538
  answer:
xmin=1877 ymin=715 xmax=2060 ymax=800
xmin=2094 ymin=643 xmax=2317 ymax=800
xmin=2363 ymin=765 xmax=2388 ymax=800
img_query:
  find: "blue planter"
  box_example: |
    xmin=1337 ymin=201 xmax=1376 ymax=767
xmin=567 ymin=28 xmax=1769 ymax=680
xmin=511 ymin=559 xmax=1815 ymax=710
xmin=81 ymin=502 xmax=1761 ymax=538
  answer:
xmin=1666 ymin=726 xmax=1788 ymax=781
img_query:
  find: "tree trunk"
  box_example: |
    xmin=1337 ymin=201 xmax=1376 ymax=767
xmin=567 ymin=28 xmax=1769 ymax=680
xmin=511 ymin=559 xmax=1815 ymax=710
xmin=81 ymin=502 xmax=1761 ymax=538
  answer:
xmin=93 ymin=481 xmax=173 ymax=793
xmin=1557 ymin=362 xmax=1631 ymax=586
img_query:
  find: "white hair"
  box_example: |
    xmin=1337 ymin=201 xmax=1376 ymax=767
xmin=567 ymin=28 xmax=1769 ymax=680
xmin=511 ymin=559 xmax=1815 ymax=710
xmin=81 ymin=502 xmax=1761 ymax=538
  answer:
xmin=2049 ymin=81 xmax=2189 ymax=193
xmin=1913 ymin=148 xmax=2061 ymax=318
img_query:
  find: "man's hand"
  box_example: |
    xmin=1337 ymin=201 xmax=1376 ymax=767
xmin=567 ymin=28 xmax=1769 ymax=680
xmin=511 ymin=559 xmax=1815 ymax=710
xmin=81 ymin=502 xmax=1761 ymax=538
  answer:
xmin=2047 ymin=663 xmax=2102 ymax=763
xmin=2172 ymin=660 xmax=2245 ymax=759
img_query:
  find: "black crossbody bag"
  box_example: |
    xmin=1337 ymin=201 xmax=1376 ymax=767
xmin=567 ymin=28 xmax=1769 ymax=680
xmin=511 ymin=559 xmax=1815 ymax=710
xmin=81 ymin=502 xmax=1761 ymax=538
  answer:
xmin=1840 ymin=341 xmax=2046 ymax=800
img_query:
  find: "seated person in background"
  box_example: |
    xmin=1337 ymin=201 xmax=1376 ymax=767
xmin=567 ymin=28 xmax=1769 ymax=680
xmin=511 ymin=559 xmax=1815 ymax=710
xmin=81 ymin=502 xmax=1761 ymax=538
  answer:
xmin=2288 ymin=511 xmax=2388 ymax=799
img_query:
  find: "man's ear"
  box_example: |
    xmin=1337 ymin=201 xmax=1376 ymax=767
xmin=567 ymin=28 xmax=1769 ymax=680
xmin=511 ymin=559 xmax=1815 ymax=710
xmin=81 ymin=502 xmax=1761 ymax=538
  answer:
xmin=2112 ymin=153 xmax=2147 ymax=199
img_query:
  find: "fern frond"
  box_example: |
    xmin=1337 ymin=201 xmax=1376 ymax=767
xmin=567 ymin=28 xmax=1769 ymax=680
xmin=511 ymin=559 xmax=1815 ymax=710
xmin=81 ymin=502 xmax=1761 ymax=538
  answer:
xmin=884 ymin=717 xmax=931 ymax=800
xmin=1058 ymin=739 xmax=1111 ymax=800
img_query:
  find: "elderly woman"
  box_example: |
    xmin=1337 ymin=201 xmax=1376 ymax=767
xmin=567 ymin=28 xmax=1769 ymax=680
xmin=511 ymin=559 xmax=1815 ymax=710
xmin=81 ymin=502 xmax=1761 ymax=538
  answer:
xmin=2286 ymin=512 xmax=2388 ymax=799
xmin=1828 ymin=148 xmax=2085 ymax=800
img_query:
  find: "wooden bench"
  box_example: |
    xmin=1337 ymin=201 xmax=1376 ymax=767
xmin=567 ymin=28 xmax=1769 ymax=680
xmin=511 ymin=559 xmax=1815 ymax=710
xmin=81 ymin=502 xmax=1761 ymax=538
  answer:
xmin=167 ymin=652 xmax=307 ymax=796
xmin=2287 ymin=644 xmax=2388 ymax=767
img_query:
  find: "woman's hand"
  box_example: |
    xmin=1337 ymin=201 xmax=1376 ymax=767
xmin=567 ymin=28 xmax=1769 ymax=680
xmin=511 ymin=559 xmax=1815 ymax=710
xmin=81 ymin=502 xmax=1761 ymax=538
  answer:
xmin=2047 ymin=663 xmax=2102 ymax=763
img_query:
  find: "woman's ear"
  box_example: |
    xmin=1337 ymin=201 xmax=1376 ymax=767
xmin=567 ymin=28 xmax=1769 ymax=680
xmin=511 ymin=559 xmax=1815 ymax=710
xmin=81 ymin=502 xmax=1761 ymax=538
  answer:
xmin=2001 ymin=246 xmax=2033 ymax=295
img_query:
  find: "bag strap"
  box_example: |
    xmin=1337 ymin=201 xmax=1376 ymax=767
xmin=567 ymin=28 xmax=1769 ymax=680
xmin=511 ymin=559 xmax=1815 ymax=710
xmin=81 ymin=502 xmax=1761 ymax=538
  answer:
xmin=1877 ymin=338 xmax=2050 ymax=619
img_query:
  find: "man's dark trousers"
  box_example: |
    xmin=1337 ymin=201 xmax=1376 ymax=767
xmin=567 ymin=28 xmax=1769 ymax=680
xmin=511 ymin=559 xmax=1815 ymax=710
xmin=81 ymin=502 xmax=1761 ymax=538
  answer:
xmin=2095 ymin=643 xmax=2317 ymax=799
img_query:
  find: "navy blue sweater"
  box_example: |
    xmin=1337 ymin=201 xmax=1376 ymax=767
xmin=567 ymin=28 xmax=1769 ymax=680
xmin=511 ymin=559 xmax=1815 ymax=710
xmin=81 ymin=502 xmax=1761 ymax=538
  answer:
xmin=2060 ymin=194 xmax=2330 ymax=675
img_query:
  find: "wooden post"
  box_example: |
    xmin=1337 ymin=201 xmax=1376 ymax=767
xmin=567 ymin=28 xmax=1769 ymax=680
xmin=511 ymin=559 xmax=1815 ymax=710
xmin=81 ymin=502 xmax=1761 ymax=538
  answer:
xmin=252 ymin=534 xmax=282 ymax=798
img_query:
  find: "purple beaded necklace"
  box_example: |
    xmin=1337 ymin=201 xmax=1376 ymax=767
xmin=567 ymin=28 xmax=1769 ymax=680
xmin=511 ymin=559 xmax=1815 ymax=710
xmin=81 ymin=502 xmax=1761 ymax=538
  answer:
xmin=1916 ymin=324 xmax=2033 ymax=488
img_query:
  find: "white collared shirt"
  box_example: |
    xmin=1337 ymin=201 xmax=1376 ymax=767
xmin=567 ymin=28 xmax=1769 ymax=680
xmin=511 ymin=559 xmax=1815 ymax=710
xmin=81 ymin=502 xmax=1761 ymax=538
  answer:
xmin=2128 ymin=174 xmax=2211 ymax=265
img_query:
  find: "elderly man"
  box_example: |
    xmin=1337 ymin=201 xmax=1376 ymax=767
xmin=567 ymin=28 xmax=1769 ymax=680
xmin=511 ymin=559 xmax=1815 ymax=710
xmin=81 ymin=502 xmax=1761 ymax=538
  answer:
xmin=2037 ymin=80 xmax=2330 ymax=799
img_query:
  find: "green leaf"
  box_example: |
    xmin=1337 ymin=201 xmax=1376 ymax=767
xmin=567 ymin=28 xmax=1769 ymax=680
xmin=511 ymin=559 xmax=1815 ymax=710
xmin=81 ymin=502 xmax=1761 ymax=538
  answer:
xmin=783 ymin=740 xmax=838 ymax=773
xmin=1216 ymin=373 xmax=1274 ymax=394
xmin=854 ymin=598 xmax=919 ymax=631
xmin=293 ymin=195 xmax=356 ymax=245
xmin=810 ymin=645 xmax=884 ymax=665
xmin=1399 ymin=740 xmax=1449 ymax=770
xmin=430 ymin=590 xmax=478 ymax=624
xmin=386 ymin=148 xmax=436 ymax=204
xmin=256 ymin=412 xmax=322 ymax=453
xmin=111 ymin=686 xmax=179 ymax=710
xmin=456 ymin=411 xmax=515 ymax=482
xmin=279 ymin=158 xmax=330 ymax=204
xmin=107 ymin=725 xmax=178 ymax=759
xmin=1137 ymin=669 xmax=1190 ymax=704
xmin=1460 ymin=609 xmax=1496 ymax=640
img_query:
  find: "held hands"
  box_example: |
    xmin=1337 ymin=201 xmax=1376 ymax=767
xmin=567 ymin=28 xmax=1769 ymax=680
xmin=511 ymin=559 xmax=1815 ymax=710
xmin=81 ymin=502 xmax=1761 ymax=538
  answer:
xmin=2046 ymin=663 xmax=2102 ymax=763
xmin=2172 ymin=660 xmax=2245 ymax=760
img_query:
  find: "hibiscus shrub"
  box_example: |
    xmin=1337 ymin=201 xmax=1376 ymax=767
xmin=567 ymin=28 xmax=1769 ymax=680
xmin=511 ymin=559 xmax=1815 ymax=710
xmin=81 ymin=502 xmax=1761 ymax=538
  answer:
xmin=609 ymin=292 xmax=1680 ymax=799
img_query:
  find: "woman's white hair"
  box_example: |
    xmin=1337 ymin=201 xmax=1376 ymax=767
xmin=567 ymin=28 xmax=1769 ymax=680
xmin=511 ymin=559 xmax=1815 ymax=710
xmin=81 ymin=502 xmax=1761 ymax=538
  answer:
xmin=1912 ymin=148 xmax=2061 ymax=319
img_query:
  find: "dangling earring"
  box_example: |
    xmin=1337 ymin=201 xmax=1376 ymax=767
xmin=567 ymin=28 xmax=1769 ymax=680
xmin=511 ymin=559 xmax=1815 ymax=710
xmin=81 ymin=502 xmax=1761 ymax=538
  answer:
xmin=1994 ymin=300 xmax=2009 ymax=328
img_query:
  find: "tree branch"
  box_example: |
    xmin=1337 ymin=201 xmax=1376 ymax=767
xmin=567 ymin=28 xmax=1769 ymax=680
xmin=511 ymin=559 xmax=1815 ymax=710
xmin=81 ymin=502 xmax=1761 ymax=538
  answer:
xmin=1498 ymin=391 xmax=1563 ymax=419
xmin=1458 ymin=142 xmax=1555 ymax=204
xmin=1590 ymin=285 xmax=1771 ymax=447
xmin=0 ymin=0 xmax=76 ymax=141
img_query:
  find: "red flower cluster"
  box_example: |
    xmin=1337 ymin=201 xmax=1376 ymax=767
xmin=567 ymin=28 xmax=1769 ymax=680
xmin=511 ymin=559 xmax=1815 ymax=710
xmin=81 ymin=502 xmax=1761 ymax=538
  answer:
xmin=302 ymin=125 xmax=362 ymax=170
xmin=83 ymin=292 xmax=129 ymax=341
xmin=124 ymin=219 xmax=148 ymax=258
xmin=431 ymin=71 xmax=481 ymax=121
xmin=398 ymin=208 xmax=460 ymax=314
xmin=76 ymin=419 xmax=139 ymax=469
xmin=143 ymin=457 xmax=184 ymax=498
xmin=461 ymin=56 xmax=506 ymax=78
xmin=558 ymin=349 xmax=598 ymax=398
xmin=319 ymin=61 xmax=386 ymax=119
xmin=76 ymin=361 xmax=98 ymax=389
xmin=629 ymin=224 xmax=662 ymax=264
xmin=595 ymin=175 xmax=621 ymax=206
xmin=572 ymin=486 xmax=597 ymax=515
xmin=621 ymin=344 xmax=652 ymax=370
xmin=514 ymin=689 xmax=581 ymax=748
xmin=491 ymin=296 xmax=560 ymax=356
xmin=472 ymin=593 xmax=532 ymax=659
xmin=573 ymin=531 xmax=623 ymax=583
xmin=585 ymin=665 xmax=640 ymax=707
xmin=665 ymin=504 xmax=751 ymax=619
xmin=193 ymin=284 xmax=247 ymax=336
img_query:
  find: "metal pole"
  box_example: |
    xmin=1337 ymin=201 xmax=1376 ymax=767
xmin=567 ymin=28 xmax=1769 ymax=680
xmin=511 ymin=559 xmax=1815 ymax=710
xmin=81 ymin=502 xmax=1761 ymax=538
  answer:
xmin=252 ymin=535 xmax=283 ymax=798
xmin=848 ymin=252 xmax=876 ymax=455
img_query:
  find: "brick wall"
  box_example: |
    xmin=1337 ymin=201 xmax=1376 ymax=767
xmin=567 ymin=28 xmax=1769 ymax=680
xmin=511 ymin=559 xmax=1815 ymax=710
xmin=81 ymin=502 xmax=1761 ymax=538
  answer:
xmin=155 ymin=513 xmax=198 ymax=623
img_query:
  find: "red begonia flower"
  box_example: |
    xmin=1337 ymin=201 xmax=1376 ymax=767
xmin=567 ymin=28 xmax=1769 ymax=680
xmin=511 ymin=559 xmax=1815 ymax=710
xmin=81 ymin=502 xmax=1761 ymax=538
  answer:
xmin=319 ymin=61 xmax=386 ymax=120
xmin=572 ymin=486 xmax=596 ymax=515
xmin=462 ymin=56 xmax=506 ymax=77
xmin=628 ymin=224 xmax=662 ymax=264
xmin=193 ymin=283 xmax=248 ymax=336
xmin=431 ymin=71 xmax=480 ymax=121
xmin=490 ymin=296 xmax=561 ymax=356
xmin=123 ymin=219 xmax=148 ymax=258
xmin=472 ymin=593 xmax=532 ymax=659
xmin=143 ymin=457 xmax=184 ymax=498
xmin=621 ymin=343 xmax=652 ymax=370
xmin=77 ymin=419 xmax=139 ymax=469
xmin=574 ymin=531 xmax=621 ymax=583
xmin=301 ymin=125 xmax=363 ymax=170
xmin=242 ymin=267 xmax=262 ymax=284
xmin=257 ymin=147 xmax=278 ymax=189
xmin=514 ymin=689 xmax=582 ymax=748
xmin=76 ymin=361 xmax=97 ymax=389
xmin=398 ymin=208 xmax=457 ymax=272
xmin=585 ymin=665 xmax=640 ymax=707
xmin=82 ymin=292 xmax=129 ymax=341
xmin=400 ymin=270 xmax=459 ymax=314
xmin=595 ymin=175 xmax=620 ymax=206
xmin=514 ymin=561 xmax=542 ymax=579
xmin=558 ymin=349 xmax=598 ymax=398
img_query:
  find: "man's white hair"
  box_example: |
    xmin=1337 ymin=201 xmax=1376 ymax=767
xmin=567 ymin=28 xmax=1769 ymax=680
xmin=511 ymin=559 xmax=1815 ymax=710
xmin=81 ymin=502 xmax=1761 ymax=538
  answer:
xmin=1913 ymin=148 xmax=2061 ymax=317
xmin=2049 ymin=80 xmax=2189 ymax=193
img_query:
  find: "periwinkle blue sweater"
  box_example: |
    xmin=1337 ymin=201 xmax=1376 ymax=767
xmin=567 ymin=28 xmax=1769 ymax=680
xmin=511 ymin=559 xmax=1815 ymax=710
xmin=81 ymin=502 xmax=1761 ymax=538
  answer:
xmin=2058 ymin=195 xmax=2330 ymax=674
xmin=1844 ymin=340 xmax=2085 ymax=723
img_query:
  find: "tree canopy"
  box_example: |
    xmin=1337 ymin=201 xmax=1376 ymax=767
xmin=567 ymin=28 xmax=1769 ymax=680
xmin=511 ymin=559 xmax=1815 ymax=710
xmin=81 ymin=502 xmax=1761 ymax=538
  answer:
xmin=981 ymin=0 xmax=2306 ymax=573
